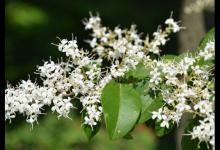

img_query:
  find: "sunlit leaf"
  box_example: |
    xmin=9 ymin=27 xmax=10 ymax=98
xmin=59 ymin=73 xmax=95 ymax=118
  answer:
xmin=101 ymin=80 xmax=141 ymax=139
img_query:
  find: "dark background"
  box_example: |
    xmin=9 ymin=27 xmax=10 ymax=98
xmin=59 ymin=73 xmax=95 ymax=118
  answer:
xmin=5 ymin=0 xmax=214 ymax=150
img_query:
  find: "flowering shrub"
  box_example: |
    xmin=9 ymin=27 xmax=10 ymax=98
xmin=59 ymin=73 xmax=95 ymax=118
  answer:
xmin=5 ymin=13 xmax=214 ymax=149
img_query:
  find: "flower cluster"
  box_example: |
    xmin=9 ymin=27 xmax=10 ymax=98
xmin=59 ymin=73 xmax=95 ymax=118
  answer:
xmin=190 ymin=115 xmax=214 ymax=149
xmin=5 ymin=80 xmax=61 ymax=127
xmin=184 ymin=0 xmax=214 ymax=14
xmin=5 ymin=13 xmax=181 ymax=129
xmin=5 ymin=11 xmax=215 ymax=150
xmin=150 ymin=40 xmax=215 ymax=148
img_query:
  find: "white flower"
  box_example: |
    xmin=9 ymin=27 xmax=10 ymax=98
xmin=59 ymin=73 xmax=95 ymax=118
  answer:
xmin=114 ymin=27 xmax=123 ymax=37
xmin=152 ymin=108 xmax=163 ymax=120
xmin=58 ymin=39 xmax=68 ymax=51
xmin=84 ymin=15 xmax=101 ymax=30
xmin=189 ymin=115 xmax=214 ymax=147
xmin=160 ymin=115 xmax=170 ymax=128
xmin=165 ymin=18 xmax=181 ymax=33
xmin=84 ymin=116 xmax=97 ymax=127
xmin=194 ymin=100 xmax=213 ymax=115
xmin=199 ymin=40 xmax=215 ymax=60
xmin=176 ymin=102 xmax=191 ymax=112
xmin=89 ymin=38 xmax=97 ymax=48
xmin=153 ymin=30 xmax=167 ymax=45
xmin=170 ymin=112 xmax=182 ymax=125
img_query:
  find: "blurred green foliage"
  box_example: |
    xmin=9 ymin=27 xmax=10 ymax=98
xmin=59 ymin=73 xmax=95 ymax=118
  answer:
xmin=6 ymin=2 xmax=48 ymax=28
xmin=6 ymin=111 xmax=157 ymax=150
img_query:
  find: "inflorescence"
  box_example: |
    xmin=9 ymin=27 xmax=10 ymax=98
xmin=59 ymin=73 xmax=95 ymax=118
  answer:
xmin=5 ymin=13 xmax=214 ymax=149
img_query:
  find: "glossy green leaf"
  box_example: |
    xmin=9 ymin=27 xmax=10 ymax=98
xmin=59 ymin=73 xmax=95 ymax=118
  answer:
xmin=198 ymin=27 xmax=215 ymax=50
xmin=124 ymin=63 xmax=150 ymax=80
xmin=133 ymin=80 xmax=164 ymax=123
xmin=101 ymin=80 xmax=142 ymax=139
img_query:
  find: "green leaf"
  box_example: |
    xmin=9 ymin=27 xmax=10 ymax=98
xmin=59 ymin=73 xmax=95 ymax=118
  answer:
xmin=198 ymin=27 xmax=215 ymax=50
xmin=133 ymin=80 xmax=164 ymax=123
xmin=181 ymin=119 xmax=210 ymax=150
xmin=124 ymin=63 xmax=150 ymax=80
xmin=82 ymin=123 xmax=101 ymax=141
xmin=194 ymin=58 xmax=214 ymax=68
xmin=81 ymin=112 xmax=101 ymax=141
xmin=142 ymin=96 xmax=164 ymax=123
xmin=101 ymin=80 xmax=142 ymax=139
